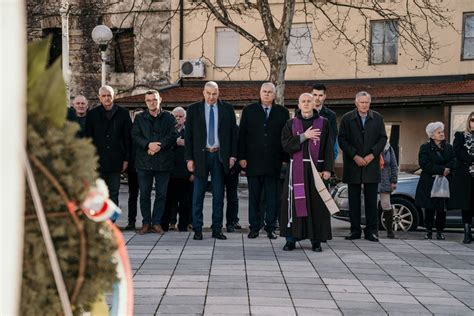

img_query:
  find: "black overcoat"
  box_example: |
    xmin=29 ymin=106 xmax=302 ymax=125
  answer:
xmin=132 ymin=110 xmax=178 ymax=172
xmin=279 ymin=111 xmax=334 ymax=241
xmin=84 ymin=103 xmax=132 ymax=173
xmin=450 ymin=132 xmax=474 ymax=210
xmin=320 ymin=105 xmax=338 ymax=144
xmin=415 ymin=140 xmax=456 ymax=210
xmin=238 ymin=101 xmax=290 ymax=177
xmin=184 ymin=100 xmax=238 ymax=177
xmin=171 ymin=128 xmax=191 ymax=179
xmin=338 ymin=109 xmax=387 ymax=184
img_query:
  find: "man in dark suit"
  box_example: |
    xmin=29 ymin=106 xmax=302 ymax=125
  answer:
xmin=85 ymin=85 xmax=132 ymax=207
xmin=338 ymin=91 xmax=387 ymax=242
xmin=185 ymin=81 xmax=238 ymax=240
xmin=238 ymin=82 xmax=290 ymax=239
xmin=312 ymin=84 xmax=338 ymax=160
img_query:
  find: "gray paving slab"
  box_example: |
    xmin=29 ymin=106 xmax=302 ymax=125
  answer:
xmin=116 ymin=189 xmax=474 ymax=316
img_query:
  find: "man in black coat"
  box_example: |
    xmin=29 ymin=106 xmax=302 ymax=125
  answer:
xmin=185 ymin=81 xmax=238 ymax=240
xmin=338 ymin=91 xmax=387 ymax=242
xmin=67 ymin=95 xmax=88 ymax=138
xmin=85 ymin=85 xmax=132 ymax=207
xmin=312 ymin=84 xmax=338 ymax=159
xmin=238 ymin=82 xmax=289 ymax=239
xmin=132 ymin=90 xmax=178 ymax=235
xmin=162 ymin=106 xmax=193 ymax=232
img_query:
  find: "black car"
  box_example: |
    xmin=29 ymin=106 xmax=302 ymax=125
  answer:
xmin=331 ymin=171 xmax=464 ymax=231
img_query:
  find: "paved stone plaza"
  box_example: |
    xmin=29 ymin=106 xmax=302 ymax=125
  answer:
xmin=122 ymin=231 xmax=474 ymax=316
xmin=116 ymin=187 xmax=474 ymax=315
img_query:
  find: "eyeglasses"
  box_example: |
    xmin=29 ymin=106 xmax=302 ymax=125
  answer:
xmin=470 ymin=118 xmax=474 ymax=122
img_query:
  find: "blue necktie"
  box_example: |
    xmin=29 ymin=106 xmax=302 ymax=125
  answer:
xmin=208 ymin=105 xmax=215 ymax=146
xmin=264 ymin=107 xmax=270 ymax=121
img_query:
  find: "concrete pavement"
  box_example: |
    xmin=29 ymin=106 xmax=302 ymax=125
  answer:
xmin=115 ymin=185 xmax=474 ymax=315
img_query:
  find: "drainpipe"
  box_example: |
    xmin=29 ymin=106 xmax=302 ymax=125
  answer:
xmin=179 ymin=0 xmax=184 ymax=86
xmin=60 ymin=0 xmax=71 ymax=102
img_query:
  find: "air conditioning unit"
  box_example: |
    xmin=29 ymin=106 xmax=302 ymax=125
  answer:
xmin=179 ymin=59 xmax=205 ymax=78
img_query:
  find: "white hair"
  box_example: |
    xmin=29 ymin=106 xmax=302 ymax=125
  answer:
xmin=99 ymin=85 xmax=115 ymax=97
xmin=260 ymin=82 xmax=276 ymax=93
xmin=204 ymin=81 xmax=219 ymax=90
xmin=425 ymin=121 xmax=444 ymax=138
xmin=172 ymin=106 xmax=186 ymax=117
xmin=299 ymin=92 xmax=314 ymax=103
xmin=355 ymin=91 xmax=371 ymax=102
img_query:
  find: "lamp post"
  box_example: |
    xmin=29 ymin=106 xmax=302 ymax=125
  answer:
xmin=91 ymin=25 xmax=113 ymax=87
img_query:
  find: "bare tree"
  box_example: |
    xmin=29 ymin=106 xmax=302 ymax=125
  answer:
xmin=183 ymin=0 xmax=455 ymax=105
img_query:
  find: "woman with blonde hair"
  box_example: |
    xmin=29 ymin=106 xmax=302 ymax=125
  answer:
xmin=451 ymin=112 xmax=474 ymax=243
xmin=415 ymin=122 xmax=456 ymax=240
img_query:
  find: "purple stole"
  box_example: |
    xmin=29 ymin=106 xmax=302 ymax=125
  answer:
xmin=291 ymin=116 xmax=324 ymax=217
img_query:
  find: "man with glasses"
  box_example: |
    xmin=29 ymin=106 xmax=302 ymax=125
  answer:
xmin=132 ymin=90 xmax=178 ymax=235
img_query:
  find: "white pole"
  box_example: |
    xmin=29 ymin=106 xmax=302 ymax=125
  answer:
xmin=0 ymin=0 xmax=26 ymax=315
xmin=101 ymin=50 xmax=107 ymax=86
xmin=60 ymin=0 xmax=70 ymax=101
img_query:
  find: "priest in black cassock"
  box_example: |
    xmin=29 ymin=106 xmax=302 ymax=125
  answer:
xmin=280 ymin=93 xmax=335 ymax=252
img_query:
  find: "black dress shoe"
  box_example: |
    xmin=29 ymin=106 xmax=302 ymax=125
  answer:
xmin=283 ymin=242 xmax=296 ymax=251
xmin=123 ymin=223 xmax=136 ymax=231
xmin=436 ymin=232 xmax=445 ymax=240
xmin=311 ymin=241 xmax=322 ymax=252
xmin=193 ymin=231 xmax=203 ymax=240
xmin=364 ymin=233 xmax=379 ymax=242
xmin=424 ymin=231 xmax=432 ymax=240
xmin=267 ymin=231 xmax=278 ymax=239
xmin=234 ymin=222 xmax=242 ymax=230
xmin=248 ymin=230 xmax=259 ymax=239
xmin=345 ymin=233 xmax=361 ymax=240
xmin=226 ymin=225 xmax=235 ymax=233
xmin=212 ymin=231 xmax=227 ymax=240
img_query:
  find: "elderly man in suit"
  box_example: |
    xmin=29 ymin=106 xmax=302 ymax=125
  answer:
xmin=238 ymin=82 xmax=290 ymax=239
xmin=185 ymin=81 xmax=238 ymax=240
xmin=338 ymin=91 xmax=387 ymax=242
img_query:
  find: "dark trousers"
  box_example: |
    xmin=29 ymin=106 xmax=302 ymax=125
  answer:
xmin=348 ymin=183 xmax=379 ymax=236
xmin=127 ymin=167 xmax=139 ymax=224
xmin=100 ymin=172 xmax=121 ymax=206
xmin=192 ymin=152 xmax=224 ymax=232
xmin=162 ymin=177 xmax=192 ymax=230
xmin=425 ymin=208 xmax=446 ymax=231
xmin=137 ymin=169 xmax=170 ymax=226
xmin=462 ymin=176 xmax=474 ymax=224
xmin=225 ymin=172 xmax=239 ymax=227
xmin=247 ymin=175 xmax=278 ymax=232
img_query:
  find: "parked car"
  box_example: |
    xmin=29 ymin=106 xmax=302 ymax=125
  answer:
xmin=331 ymin=171 xmax=464 ymax=231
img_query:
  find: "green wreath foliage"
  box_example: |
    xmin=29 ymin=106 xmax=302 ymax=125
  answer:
xmin=21 ymin=38 xmax=118 ymax=315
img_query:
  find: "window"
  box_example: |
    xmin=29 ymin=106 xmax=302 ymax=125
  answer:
xmin=112 ymin=28 xmax=134 ymax=73
xmin=287 ymin=24 xmax=312 ymax=65
xmin=370 ymin=20 xmax=398 ymax=64
xmin=42 ymin=28 xmax=62 ymax=66
xmin=215 ymin=28 xmax=239 ymax=67
xmin=462 ymin=13 xmax=474 ymax=60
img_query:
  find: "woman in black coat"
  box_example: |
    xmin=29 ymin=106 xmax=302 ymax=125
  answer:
xmin=415 ymin=121 xmax=456 ymax=240
xmin=451 ymin=112 xmax=474 ymax=243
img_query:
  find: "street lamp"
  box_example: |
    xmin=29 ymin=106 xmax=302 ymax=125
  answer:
xmin=91 ymin=25 xmax=113 ymax=86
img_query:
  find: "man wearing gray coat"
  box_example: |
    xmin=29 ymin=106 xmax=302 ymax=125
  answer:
xmin=338 ymin=91 xmax=387 ymax=242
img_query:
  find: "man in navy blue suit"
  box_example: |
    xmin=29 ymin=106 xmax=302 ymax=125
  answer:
xmin=185 ymin=81 xmax=238 ymax=240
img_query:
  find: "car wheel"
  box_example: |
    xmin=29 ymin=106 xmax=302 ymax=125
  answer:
xmin=380 ymin=197 xmax=419 ymax=232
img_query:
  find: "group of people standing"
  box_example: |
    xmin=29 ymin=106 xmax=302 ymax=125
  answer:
xmin=67 ymin=82 xmax=474 ymax=251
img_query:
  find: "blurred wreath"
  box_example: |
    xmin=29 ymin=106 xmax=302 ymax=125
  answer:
xmin=21 ymin=38 xmax=118 ymax=315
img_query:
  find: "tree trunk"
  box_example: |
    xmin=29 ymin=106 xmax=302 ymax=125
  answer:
xmin=269 ymin=54 xmax=288 ymax=107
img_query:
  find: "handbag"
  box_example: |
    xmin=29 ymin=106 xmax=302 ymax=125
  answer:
xmin=430 ymin=175 xmax=450 ymax=198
